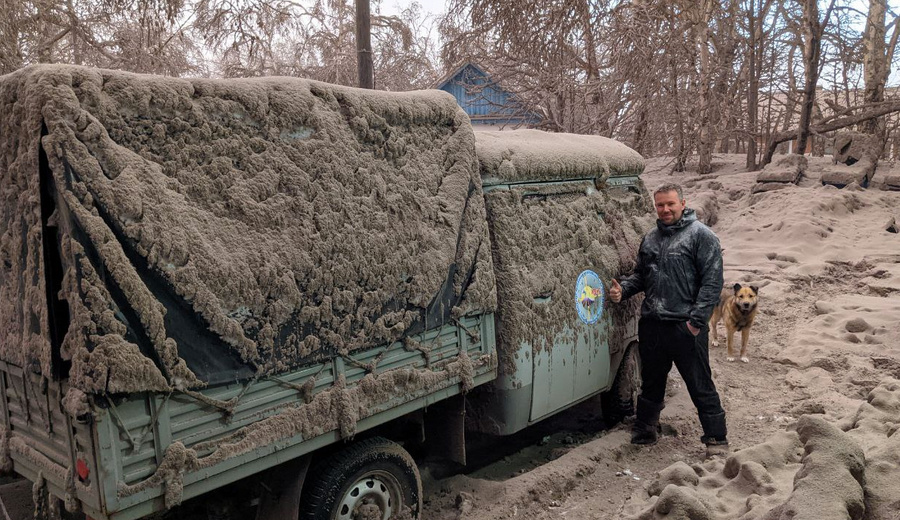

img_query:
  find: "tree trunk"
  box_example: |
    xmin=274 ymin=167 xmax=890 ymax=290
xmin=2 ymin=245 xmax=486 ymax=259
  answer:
xmin=696 ymin=1 xmax=713 ymax=174
xmin=811 ymin=104 xmax=826 ymax=156
xmin=557 ymin=90 xmax=566 ymax=131
xmin=593 ymin=88 xmax=611 ymax=136
xmin=355 ymin=0 xmax=373 ymax=89
xmin=37 ymin=1 xmax=54 ymax=63
xmin=671 ymin=54 xmax=687 ymax=172
xmin=763 ymin=54 xmax=775 ymax=160
xmin=776 ymin=48 xmax=798 ymax=155
xmin=71 ymin=26 xmax=82 ymax=66
xmin=745 ymin=0 xmax=774 ymax=170
xmin=711 ymin=18 xmax=734 ymax=153
xmin=579 ymin=0 xmax=598 ymax=81
xmin=632 ymin=103 xmax=649 ymax=156
xmin=796 ymin=0 xmax=820 ymax=157
xmin=796 ymin=0 xmax=835 ymax=156
xmin=746 ymin=0 xmax=759 ymax=170
xmin=862 ymin=0 xmax=887 ymax=135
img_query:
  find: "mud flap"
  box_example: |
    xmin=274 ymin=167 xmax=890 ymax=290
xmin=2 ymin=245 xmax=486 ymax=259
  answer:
xmin=254 ymin=456 xmax=310 ymax=520
xmin=426 ymin=395 xmax=466 ymax=466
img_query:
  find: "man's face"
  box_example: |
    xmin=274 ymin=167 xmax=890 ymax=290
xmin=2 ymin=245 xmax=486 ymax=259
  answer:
xmin=654 ymin=190 xmax=686 ymax=225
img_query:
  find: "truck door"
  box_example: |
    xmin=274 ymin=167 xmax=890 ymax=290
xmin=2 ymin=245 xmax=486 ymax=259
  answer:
xmin=483 ymin=180 xmax=615 ymax=423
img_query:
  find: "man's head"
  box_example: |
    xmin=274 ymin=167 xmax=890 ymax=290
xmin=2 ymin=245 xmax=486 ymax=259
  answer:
xmin=653 ymin=183 xmax=686 ymax=225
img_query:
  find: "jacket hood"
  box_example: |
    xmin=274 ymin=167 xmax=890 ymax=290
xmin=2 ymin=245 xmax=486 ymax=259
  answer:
xmin=657 ymin=207 xmax=697 ymax=234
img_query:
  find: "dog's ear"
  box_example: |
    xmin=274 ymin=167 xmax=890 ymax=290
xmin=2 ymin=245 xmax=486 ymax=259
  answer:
xmin=750 ymin=285 xmax=759 ymax=294
xmin=732 ymin=282 xmax=742 ymax=294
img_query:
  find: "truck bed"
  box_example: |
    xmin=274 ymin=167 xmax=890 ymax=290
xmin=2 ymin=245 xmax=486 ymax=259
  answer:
xmin=1 ymin=313 xmax=495 ymax=520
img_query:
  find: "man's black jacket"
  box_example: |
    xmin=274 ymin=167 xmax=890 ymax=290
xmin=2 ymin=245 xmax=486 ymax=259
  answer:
xmin=619 ymin=208 xmax=724 ymax=329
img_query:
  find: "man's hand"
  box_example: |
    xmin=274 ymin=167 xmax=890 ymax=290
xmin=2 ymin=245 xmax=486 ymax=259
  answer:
xmin=686 ymin=322 xmax=700 ymax=336
xmin=609 ymin=279 xmax=622 ymax=303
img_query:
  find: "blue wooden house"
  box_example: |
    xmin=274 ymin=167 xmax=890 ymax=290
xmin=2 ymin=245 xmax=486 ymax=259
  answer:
xmin=433 ymin=62 xmax=540 ymax=129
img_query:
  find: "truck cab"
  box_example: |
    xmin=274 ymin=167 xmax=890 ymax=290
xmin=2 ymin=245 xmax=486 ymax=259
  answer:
xmin=468 ymin=129 xmax=651 ymax=436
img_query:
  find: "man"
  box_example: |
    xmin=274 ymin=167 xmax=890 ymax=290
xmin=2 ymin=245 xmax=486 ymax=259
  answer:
xmin=609 ymin=183 xmax=728 ymax=456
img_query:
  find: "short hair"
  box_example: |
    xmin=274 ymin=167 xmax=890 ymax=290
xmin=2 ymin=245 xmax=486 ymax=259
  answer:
xmin=653 ymin=183 xmax=684 ymax=200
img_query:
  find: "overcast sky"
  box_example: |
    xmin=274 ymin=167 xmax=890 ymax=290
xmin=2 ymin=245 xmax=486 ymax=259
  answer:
xmin=380 ymin=0 xmax=448 ymax=18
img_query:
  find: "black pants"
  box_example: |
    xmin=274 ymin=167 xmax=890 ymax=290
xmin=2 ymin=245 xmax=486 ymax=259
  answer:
xmin=638 ymin=317 xmax=727 ymax=441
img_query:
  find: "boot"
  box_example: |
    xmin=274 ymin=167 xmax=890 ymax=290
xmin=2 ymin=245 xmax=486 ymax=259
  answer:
xmin=700 ymin=412 xmax=729 ymax=457
xmin=631 ymin=397 xmax=664 ymax=445
xmin=704 ymin=437 xmax=730 ymax=458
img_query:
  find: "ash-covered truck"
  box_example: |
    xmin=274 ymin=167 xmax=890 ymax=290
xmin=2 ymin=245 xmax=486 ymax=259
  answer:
xmin=0 ymin=65 xmax=652 ymax=520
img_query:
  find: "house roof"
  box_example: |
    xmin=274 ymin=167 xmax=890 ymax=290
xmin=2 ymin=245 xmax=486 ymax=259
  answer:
xmin=431 ymin=61 xmax=492 ymax=90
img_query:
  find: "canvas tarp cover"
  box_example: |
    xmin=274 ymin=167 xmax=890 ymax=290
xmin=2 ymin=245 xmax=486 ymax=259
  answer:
xmin=0 ymin=65 xmax=496 ymax=394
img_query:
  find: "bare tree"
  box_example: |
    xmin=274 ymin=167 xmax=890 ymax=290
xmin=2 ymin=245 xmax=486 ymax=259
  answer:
xmin=685 ymin=0 xmax=717 ymax=174
xmin=0 ymin=0 xmax=203 ymax=76
xmin=745 ymin=0 xmax=776 ymax=170
xmin=195 ymin=0 xmax=436 ymax=89
xmin=797 ymin=0 xmax=837 ymax=156
xmin=760 ymin=0 xmax=836 ymax=165
xmin=860 ymin=0 xmax=900 ymax=140
xmin=863 ymin=0 xmax=888 ymax=133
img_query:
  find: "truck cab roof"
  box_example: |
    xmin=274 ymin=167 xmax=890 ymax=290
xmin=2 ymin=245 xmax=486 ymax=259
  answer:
xmin=474 ymin=129 xmax=644 ymax=187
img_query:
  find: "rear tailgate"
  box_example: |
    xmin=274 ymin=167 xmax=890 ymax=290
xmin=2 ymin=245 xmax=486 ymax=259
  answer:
xmin=0 ymin=363 xmax=102 ymax=516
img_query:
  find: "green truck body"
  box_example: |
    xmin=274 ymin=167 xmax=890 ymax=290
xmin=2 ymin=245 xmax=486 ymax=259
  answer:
xmin=2 ymin=315 xmax=495 ymax=520
xmin=0 ymin=66 xmax=650 ymax=520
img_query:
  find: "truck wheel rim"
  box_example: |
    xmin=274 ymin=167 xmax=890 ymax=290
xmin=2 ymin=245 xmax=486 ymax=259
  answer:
xmin=336 ymin=471 xmax=399 ymax=520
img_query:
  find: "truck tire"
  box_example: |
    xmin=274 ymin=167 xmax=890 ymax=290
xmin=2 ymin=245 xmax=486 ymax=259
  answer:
xmin=601 ymin=343 xmax=641 ymax=427
xmin=299 ymin=437 xmax=422 ymax=520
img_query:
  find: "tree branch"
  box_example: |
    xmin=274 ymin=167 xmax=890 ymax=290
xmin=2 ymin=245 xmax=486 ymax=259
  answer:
xmin=763 ymin=99 xmax=900 ymax=165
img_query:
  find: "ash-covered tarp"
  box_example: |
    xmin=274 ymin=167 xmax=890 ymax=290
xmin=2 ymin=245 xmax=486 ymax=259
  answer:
xmin=0 ymin=65 xmax=496 ymax=394
xmin=475 ymin=129 xmax=645 ymax=185
xmin=474 ymin=131 xmax=652 ymax=374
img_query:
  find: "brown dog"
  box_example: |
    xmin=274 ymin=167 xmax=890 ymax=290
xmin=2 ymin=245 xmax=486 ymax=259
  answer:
xmin=709 ymin=283 xmax=759 ymax=363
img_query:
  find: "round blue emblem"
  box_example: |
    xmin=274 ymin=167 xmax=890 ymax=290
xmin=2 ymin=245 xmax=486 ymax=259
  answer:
xmin=575 ymin=270 xmax=605 ymax=324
